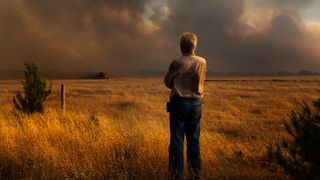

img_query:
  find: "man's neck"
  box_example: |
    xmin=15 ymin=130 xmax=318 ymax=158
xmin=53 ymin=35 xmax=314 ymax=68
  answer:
xmin=182 ymin=52 xmax=195 ymax=56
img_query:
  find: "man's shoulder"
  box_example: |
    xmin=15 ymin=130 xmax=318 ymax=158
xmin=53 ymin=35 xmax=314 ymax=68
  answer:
xmin=193 ymin=55 xmax=206 ymax=65
xmin=171 ymin=58 xmax=182 ymax=66
xmin=173 ymin=55 xmax=206 ymax=65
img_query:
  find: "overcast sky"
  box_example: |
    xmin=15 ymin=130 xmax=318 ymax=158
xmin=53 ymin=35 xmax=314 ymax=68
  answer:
xmin=1 ymin=0 xmax=320 ymax=75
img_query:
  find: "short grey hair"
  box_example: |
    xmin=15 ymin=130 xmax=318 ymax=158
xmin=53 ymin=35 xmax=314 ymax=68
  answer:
xmin=180 ymin=32 xmax=198 ymax=54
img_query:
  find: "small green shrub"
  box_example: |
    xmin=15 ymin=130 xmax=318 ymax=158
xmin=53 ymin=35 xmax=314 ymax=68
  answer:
xmin=267 ymin=99 xmax=320 ymax=179
xmin=13 ymin=62 xmax=51 ymax=114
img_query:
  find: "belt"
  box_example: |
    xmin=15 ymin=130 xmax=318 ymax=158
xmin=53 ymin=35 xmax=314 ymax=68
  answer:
xmin=171 ymin=95 xmax=200 ymax=100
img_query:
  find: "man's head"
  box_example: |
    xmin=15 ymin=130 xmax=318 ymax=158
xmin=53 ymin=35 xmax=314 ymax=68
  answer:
xmin=180 ymin=32 xmax=198 ymax=54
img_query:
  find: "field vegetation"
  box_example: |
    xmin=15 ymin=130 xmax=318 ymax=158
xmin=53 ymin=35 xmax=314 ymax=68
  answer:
xmin=0 ymin=76 xmax=319 ymax=179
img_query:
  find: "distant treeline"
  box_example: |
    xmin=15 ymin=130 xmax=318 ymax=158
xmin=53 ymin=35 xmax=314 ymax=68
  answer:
xmin=0 ymin=71 xmax=110 ymax=80
xmin=0 ymin=70 xmax=319 ymax=79
xmin=137 ymin=69 xmax=320 ymax=77
xmin=207 ymin=70 xmax=320 ymax=76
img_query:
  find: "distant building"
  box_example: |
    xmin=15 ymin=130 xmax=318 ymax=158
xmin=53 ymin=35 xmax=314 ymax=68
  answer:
xmin=93 ymin=72 xmax=110 ymax=79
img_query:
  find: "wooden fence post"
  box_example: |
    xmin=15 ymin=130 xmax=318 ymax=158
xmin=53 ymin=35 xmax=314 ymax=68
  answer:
xmin=61 ymin=84 xmax=65 ymax=112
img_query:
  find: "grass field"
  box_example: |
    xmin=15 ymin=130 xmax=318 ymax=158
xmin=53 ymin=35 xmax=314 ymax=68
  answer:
xmin=0 ymin=76 xmax=319 ymax=179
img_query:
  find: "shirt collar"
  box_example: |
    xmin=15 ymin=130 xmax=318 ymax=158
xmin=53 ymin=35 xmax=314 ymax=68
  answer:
xmin=182 ymin=52 xmax=195 ymax=56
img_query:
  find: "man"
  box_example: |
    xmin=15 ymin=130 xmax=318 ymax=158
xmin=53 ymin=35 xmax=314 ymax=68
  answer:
xmin=164 ymin=32 xmax=206 ymax=179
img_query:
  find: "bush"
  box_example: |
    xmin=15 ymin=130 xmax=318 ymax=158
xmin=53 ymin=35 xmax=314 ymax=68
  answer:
xmin=267 ymin=98 xmax=320 ymax=178
xmin=13 ymin=62 xmax=51 ymax=114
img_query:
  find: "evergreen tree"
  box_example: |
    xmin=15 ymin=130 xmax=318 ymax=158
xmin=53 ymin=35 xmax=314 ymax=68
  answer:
xmin=13 ymin=62 xmax=51 ymax=114
xmin=268 ymin=99 xmax=320 ymax=179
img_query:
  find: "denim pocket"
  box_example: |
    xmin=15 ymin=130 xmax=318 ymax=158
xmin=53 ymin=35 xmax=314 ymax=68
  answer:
xmin=191 ymin=104 xmax=202 ymax=121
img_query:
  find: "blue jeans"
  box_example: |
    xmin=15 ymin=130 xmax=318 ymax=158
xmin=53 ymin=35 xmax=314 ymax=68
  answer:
xmin=168 ymin=97 xmax=201 ymax=179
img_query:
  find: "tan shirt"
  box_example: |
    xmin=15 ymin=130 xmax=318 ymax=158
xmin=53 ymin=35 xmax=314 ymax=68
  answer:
xmin=164 ymin=53 xmax=207 ymax=98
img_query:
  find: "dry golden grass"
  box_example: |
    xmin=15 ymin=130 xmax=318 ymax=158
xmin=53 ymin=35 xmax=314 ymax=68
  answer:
xmin=0 ymin=76 xmax=319 ymax=179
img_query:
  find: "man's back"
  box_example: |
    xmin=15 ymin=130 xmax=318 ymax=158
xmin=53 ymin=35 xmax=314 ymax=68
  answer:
xmin=164 ymin=54 xmax=206 ymax=99
xmin=164 ymin=32 xmax=206 ymax=179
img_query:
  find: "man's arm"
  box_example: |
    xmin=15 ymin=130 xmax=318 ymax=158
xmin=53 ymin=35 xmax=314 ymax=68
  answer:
xmin=164 ymin=61 xmax=180 ymax=89
xmin=193 ymin=62 xmax=207 ymax=93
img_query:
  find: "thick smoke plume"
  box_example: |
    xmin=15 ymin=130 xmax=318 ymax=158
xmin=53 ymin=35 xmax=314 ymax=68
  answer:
xmin=0 ymin=0 xmax=320 ymax=75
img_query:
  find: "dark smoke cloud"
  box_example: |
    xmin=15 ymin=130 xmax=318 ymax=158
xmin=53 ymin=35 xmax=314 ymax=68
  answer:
xmin=161 ymin=0 xmax=320 ymax=73
xmin=0 ymin=0 xmax=172 ymax=74
xmin=0 ymin=0 xmax=320 ymax=75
